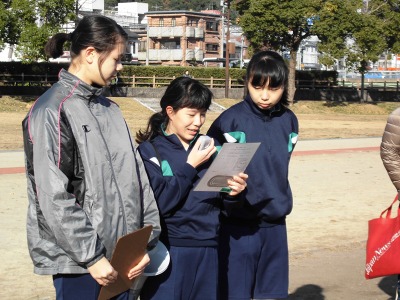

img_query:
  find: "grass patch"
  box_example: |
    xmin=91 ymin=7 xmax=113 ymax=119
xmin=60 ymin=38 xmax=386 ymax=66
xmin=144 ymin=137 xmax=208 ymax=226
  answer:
xmin=291 ymin=101 xmax=399 ymax=115
xmin=0 ymin=95 xmax=398 ymax=150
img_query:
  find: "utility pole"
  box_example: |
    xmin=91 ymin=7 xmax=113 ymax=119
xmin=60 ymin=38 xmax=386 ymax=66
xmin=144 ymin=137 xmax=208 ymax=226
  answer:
xmin=240 ymin=35 xmax=244 ymax=68
xmin=146 ymin=24 xmax=149 ymax=66
xmin=224 ymin=0 xmax=230 ymax=98
xmin=220 ymin=4 xmax=224 ymax=61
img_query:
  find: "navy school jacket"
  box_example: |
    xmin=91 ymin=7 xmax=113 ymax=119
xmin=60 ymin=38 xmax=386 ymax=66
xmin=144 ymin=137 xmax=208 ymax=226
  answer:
xmin=207 ymin=96 xmax=299 ymax=226
xmin=138 ymin=133 xmax=242 ymax=247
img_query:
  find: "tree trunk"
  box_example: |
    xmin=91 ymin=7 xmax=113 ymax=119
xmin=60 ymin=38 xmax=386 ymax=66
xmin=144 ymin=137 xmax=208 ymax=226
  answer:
xmin=361 ymin=73 xmax=366 ymax=102
xmin=287 ymin=50 xmax=297 ymax=105
xmin=7 ymin=44 xmax=14 ymax=60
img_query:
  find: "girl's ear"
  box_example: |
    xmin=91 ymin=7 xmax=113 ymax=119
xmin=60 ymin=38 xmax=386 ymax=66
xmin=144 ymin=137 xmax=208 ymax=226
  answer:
xmin=84 ymin=47 xmax=96 ymax=64
xmin=166 ymin=106 xmax=174 ymax=118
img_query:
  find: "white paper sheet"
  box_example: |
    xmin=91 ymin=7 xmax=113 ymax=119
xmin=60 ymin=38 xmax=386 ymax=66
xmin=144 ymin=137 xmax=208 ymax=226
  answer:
xmin=193 ymin=142 xmax=260 ymax=192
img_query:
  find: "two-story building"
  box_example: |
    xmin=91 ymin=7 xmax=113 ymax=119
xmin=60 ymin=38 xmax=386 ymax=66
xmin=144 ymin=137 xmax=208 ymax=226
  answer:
xmin=138 ymin=10 xmax=222 ymax=66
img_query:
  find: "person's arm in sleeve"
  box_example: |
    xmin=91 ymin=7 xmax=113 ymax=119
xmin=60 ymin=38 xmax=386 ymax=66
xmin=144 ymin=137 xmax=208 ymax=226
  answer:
xmin=138 ymin=142 xmax=197 ymax=216
xmin=381 ymin=109 xmax=400 ymax=192
xmin=31 ymin=109 xmax=105 ymax=267
xmin=289 ymin=111 xmax=299 ymax=154
xmin=207 ymin=117 xmax=226 ymax=145
xmin=134 ymin=147 xmax=161 ymax=247
xmin=221 ymin=172 xmax=248 ymax=214
xmin=138 ymin=140 xmax=216 ymax=216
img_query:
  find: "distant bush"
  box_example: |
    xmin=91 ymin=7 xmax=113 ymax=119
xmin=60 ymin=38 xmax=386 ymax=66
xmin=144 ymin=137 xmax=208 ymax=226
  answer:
xmin=0 ymin=62 xmax=69 ymax=75
xmin=0 ymin=62 xmax=337 ymax=86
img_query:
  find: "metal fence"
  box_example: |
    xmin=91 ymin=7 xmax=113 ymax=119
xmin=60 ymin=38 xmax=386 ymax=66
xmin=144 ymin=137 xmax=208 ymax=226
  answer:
xmin=0 ymin=73 xmax=244 ymax=89
xmin=0 ymin=74 xmax=58 ymax=87
xmin=116 ymin=75 xmax=244 ymax=89
xmin=1 ymin=73 xmax=400 ymax=92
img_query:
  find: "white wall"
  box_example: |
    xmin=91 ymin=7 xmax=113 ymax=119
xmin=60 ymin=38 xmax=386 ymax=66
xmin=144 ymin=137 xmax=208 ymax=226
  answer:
xmin=117 ymin=2 xmax=148 ymax=17
xmin=0 ymin=44 xmax=19 ymax=62
xmin=80 ymin=0 xmax=104 ymax=12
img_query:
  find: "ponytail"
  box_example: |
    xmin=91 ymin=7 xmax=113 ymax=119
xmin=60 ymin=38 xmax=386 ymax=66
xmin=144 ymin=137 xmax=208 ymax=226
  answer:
xmin=136 ymin=112 xmax=167 ymax=144
xmin=45 ymin=15 xmax=128 ymax=62
xmin=44 ymin=33 xmax=70 ymax=59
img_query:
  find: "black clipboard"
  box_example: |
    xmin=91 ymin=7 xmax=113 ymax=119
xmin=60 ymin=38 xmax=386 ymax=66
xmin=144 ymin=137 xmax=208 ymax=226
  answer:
xmin=98 ymin=225 xmax=153 ymax=300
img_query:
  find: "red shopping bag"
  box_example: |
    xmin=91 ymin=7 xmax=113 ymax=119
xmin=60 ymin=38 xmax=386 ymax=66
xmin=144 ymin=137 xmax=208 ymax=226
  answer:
xmin=365 ymin=195 xmax=400 ymax=279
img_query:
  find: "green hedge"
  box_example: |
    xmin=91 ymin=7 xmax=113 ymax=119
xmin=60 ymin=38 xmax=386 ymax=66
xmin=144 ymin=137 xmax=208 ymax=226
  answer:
xmin=0 ymin=62 xmax=69 ymax=74
xmin=118 ymin=66 xmax=246 ymax=84
xmin=0 ymin=62 xmax=337 ymax=84
xmin=296 ymin=70 xmax=338 ymax=85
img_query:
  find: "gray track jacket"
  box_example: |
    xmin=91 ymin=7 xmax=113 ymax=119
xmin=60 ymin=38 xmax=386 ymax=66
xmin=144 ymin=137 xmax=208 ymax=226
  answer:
xmin=381 ymin=107 xmax=400 ymax=192
xmin=22 ymin=69 xmax=160 ymax=275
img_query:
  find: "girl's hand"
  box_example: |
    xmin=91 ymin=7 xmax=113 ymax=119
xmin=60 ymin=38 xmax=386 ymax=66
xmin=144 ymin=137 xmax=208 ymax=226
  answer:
xmin=87 ymin=257 xmax=118 ymax=286
xmin=128 ymin=253 xmax=150 ymax=280
xmin=227 ymin=172 xmax=248 ymax=196
xmin=187 ymin=137 xmax=217 ymax=168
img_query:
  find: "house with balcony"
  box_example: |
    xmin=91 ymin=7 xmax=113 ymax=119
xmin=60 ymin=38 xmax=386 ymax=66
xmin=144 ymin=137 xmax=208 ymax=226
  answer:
xmin=138 ymin=10 xmax=222 ymax=66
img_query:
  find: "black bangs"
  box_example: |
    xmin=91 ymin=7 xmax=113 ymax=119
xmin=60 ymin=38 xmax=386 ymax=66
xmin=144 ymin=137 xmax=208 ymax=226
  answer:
xmin=160 ymin=76 xmax=213 ymax=112
xmin=245 ymin=50 xmax=289 ymax=106
xmin=249 ymin=58 xmax=287 ymax=88
xmin=181 ymin=81 xmax=212 ymax=111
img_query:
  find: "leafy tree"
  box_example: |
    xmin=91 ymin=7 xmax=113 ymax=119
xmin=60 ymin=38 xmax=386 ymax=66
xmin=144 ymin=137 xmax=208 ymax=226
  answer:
xmin=382 ymin=0 xmax=400 ymax=53
xmin=0 ymin=0 xmax=75 ymax=62
xmin=315 ymin=0 xmax=399 ymax=101
xmin=235 ymin=0 xmax=333 ymax=103
xmin=17 ymin=25 xmax=56 ymax=62
xmin=342 ymin=13 xmax=385 ymax=100
xmin=0 ymin=0 xmax=36 ymax=56
xmin=104 ymin=0 xmax=118 ymax=10
xmin=236 ymin=0 xmax=399 ymax=103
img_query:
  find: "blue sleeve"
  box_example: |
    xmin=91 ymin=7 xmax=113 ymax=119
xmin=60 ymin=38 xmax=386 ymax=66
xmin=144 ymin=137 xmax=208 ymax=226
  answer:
xmin=221 ymin=192 xmax=245 ymax=214
xmin=207 ymin=115 xmax=226 ymax=144
xmin=138 ymin=142 xmax=198 ymax=216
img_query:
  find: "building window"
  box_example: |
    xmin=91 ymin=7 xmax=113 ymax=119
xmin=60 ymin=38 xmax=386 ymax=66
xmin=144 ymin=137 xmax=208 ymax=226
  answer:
xmin=159 ymin=18 xmax=164 ymax=27
xmin=172 ymin=18 xmax=176 ymax=26
xmin=128 ymin=41 xmax=136 ymax=54
xmin=187 ymin=19 xmax=198 ymax=26
xmin=206 ymin=22 xmax=217 ymax=31
xmin=139 ymin=41 xmax=147 ymax=52
xmin=161 ymin=41 xmax=180 ymax=49
xmin=206 ymin=44 xmax=219 ymax=52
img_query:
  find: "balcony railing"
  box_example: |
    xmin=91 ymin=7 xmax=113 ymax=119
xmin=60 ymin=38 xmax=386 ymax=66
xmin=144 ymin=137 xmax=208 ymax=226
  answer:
xmin=137 ymin=49 xmax=182 ymax=61
xmin=148 ymin=26 xmax=204 ymax=38
xmin=137 ymin=49 xmax=204 ymax=61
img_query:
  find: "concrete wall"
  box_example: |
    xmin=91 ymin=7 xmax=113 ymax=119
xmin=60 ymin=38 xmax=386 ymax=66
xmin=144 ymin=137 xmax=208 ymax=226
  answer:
xmin=1 ymin=86 xmax=399 ymax=103
xmin=294 ymin=88 xmax=361 ymax=102
xmin=103 ymin=87 xmax=246 ymax=99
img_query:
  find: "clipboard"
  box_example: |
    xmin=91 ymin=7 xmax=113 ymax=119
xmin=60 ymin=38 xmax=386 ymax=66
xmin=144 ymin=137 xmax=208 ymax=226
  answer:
xmin=193 ymin=142 xmax=260 ymax=192
xmin=98 ymin=225 xmax=153 ymax=300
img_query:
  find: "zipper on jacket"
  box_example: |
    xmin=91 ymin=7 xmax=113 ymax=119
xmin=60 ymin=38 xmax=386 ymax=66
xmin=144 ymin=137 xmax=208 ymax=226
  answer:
xmin=263 ymin=116 xmax=272 ymax=152
xmin=87 ymin=99 xmax=128 ymax=234
xmin=82 ymin=125 xmax=91 ymax=152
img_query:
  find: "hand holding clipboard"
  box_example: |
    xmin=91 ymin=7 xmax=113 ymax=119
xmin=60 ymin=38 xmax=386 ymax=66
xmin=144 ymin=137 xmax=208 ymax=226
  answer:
xmin=98 ymin=226 xmax=153 ymax=300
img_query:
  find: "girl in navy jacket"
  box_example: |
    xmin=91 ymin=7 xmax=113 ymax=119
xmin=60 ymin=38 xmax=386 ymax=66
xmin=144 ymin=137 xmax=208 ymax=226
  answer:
xmin=208 ymin=50 xmax=299 ymax=300
xmin=136 ymin=77 xmax=248 ymax=300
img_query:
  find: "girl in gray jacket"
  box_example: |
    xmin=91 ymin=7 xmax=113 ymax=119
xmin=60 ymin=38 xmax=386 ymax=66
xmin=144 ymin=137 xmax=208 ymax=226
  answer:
xmin=22 ymin=15 xmax=160 ymax=300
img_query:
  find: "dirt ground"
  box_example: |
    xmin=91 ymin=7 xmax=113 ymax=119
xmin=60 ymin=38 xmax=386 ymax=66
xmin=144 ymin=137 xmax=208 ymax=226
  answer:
xmin=0 ymin=96 xmax=398 ymax=150
xmin=1 ymin=96 xmax=400 ymax=299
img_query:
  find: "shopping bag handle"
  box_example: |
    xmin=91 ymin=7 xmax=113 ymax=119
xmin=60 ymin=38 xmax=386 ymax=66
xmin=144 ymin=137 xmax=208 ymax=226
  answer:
xmin=381 ymin=194 xmax=400 ymax=218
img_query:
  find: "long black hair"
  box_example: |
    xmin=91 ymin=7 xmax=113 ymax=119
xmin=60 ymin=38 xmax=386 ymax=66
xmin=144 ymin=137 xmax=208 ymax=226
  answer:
xmin=136 ymin=76 xmax=213 ymax=143
xmin=245 ymin=50 xmax=289 ymax=106
xmin=45 ymin=15 xmax=128 ymax=71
